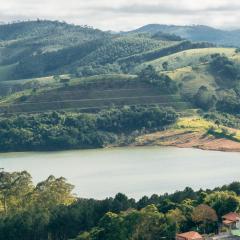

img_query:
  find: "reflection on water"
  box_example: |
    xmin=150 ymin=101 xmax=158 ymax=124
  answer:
xmin=0 ymin=146 xmax=239 ymax=199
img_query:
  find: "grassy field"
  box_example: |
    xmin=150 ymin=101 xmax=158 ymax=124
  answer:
xmin=132 ymin=47 xmax=238 ymax=98
xmin=174 ymin=117 xmax=240 ymax=142
xmin=168 ymin=64 xmax=217 ymax=97
xmin=138 ymin=47 xmax=237 ymax=72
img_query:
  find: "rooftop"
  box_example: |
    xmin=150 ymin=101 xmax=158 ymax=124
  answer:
xmin=222 ymin=213 xmax=240 ymax=222
xmin=177 ymin=231 xmax=203 ymax=239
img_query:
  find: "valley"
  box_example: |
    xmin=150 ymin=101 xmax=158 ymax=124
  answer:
xmin=1 ymin=15 xmax=240 ymax=240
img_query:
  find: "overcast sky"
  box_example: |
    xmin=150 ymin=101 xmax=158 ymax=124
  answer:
xmin=1 ymin=0 xmax=240 ymax=31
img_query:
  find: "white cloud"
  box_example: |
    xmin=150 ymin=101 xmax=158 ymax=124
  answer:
xmin=0 ymin=0 xmax=240 ymax=30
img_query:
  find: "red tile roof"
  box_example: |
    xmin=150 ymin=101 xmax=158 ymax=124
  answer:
xmin=223 ymin=219 xmax=234 ymax=225
xmin=176 ymin=231 xmax=203 ymax=240
xmin=222 ymin=212 xmax=240 ymax=222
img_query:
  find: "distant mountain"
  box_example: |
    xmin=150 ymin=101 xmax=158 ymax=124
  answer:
xmin=0 ymin=21 xmax=175 ymax=81
xmin=0 ymin=20 xmax=107 ymax=43
xmin=128 ymin=24 xmax=240 ymax=47
xmin=0 ymin=20 xmax=239 ymax=82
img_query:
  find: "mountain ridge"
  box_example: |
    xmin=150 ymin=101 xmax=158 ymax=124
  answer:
xmin=126 ymin=24 xmax=240 ymax=47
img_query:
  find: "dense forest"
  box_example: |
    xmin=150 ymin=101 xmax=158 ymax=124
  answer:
xmin=0 ymin=170 xmax=240 ymax=240
xmin=0 ymin=106 xmax=177 ymax=152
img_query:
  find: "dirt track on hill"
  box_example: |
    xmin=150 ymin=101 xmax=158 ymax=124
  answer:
xmin=133 ymin=129 xmax=240 ymax=152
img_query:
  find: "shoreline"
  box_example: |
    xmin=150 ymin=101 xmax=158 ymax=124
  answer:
xmin=131 ymin=129 xmax=240 ymax=153
xmin=1 ymin=131 xmax=240 ymax=154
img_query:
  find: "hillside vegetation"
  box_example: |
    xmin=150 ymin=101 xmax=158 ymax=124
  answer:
xmin=0 ymin=106 xmax=177 ymax=152
xmin=0 ymin=21 xmax=240 ymax=151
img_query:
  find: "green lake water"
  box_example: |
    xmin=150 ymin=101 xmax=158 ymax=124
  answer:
xmin=0 ymin=146 xmax=239 ymax=199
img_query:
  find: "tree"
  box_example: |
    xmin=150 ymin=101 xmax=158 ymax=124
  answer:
xmin=131 ymin=205 xmax=176 ymax=240
xmin=204 ymin=191 xmax=240 ymax=218
xmin=228 ymin=182 xmax=240 ymax=195
xmin=138 ymin=65 xmax=159 ymax=81
xmin=167 ymin=208 xmax=186 ymax=232
xmin=209 ymin=54 xmax=239 ymax=88
xmin=0 ymin=170 xmax=33 ymax=214
xmin=162 ymin=61 xmax=169 ymax=71
xmin=77 ymin=205 xmax=177 ymax=240
xmin=216 ymin=90 xmax=240 ymax=114
xmin=137 ymin=196 xmax=150 ymax=210
xmin=158 ymin=199 xmax=177 ymax=214
xmin=138 ymin=66 xmax=178 ymax=94
xmin=192 ymin=204 xmax=217 ymax=233
xmin=194 ymin=86 xmax=217 ymax=110
xmin=98 ymin=212 xmax=126 ymax=240
xmin=31 ymin=175 xmax=75 ymax=209
xmin=112 ymin=193 xmax=133 ymax=213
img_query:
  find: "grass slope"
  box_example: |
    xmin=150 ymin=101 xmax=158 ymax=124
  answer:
xmin=138 ymin=47 xmax=236 ymax=72
xmin=135 ymin=47 xmax=239 ymax=98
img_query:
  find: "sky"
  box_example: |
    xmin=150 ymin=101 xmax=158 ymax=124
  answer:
xmin=1 ymin=0 xmax=240 ymax=31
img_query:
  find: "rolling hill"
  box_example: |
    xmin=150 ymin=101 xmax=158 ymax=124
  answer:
xmin=0 ymin=20 xmax=110 ymax=80
xmin=0 ymin=20 xmax=239 ymax=117
xmin=0 ymin=21 xmax=240 ymax=152
xmin=129 ymin=24 xmax=240 ymax=47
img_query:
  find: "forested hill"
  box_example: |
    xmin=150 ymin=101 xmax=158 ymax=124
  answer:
xmin=1 ymin=20 xmax=240 ymax=82
xmin=0 ymin=20 xmax=240 ymax=152
xmin=129 ymin=24 xmax=240 ymax=47
xmin=0 ymin=20 xmax=108 ymax=46
xmin=0 ymin=20 xmax=110 ymax=78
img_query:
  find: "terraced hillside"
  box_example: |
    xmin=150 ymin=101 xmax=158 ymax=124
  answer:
xmin=1 ymin=21 xmax=240 ymax=118
xmin=0 ymin=76 xmax=191 ymax=113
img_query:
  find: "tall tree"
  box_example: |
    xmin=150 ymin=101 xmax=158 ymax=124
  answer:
xmin=204 ymin=191 xmax=240 ymax=218
xmin=0 ymin=170 xmax=33 ymax=214
xmin=31 ymin=175 xmax=75 ymax=209
xmin=192 ymin=204 xmax=217 ymax=233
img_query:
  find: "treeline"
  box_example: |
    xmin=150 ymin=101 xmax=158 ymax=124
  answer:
xmin=1 ymin=170 xmax=240 ymax=240
xmin=0 ymin=20 xmax=105 ymax=41
xmin=138 ymin=65 xmax=178 ymax=94
xmin=0 ymin=106 xmax=177 ymax=152
xmin=152 ymin=31 xmax=184 ymax=41
xmin=204 ymin=111 xmax=240 ymax=129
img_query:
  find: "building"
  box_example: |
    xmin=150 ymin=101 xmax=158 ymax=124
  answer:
xmin=176 ymin=231 xmax=204 ymax=240
xmin=222 ymin=212 xmax=240 ymax=230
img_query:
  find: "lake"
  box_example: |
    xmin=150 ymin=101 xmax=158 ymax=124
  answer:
xmin=0 ymin=146 xmax=239 ymax=199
